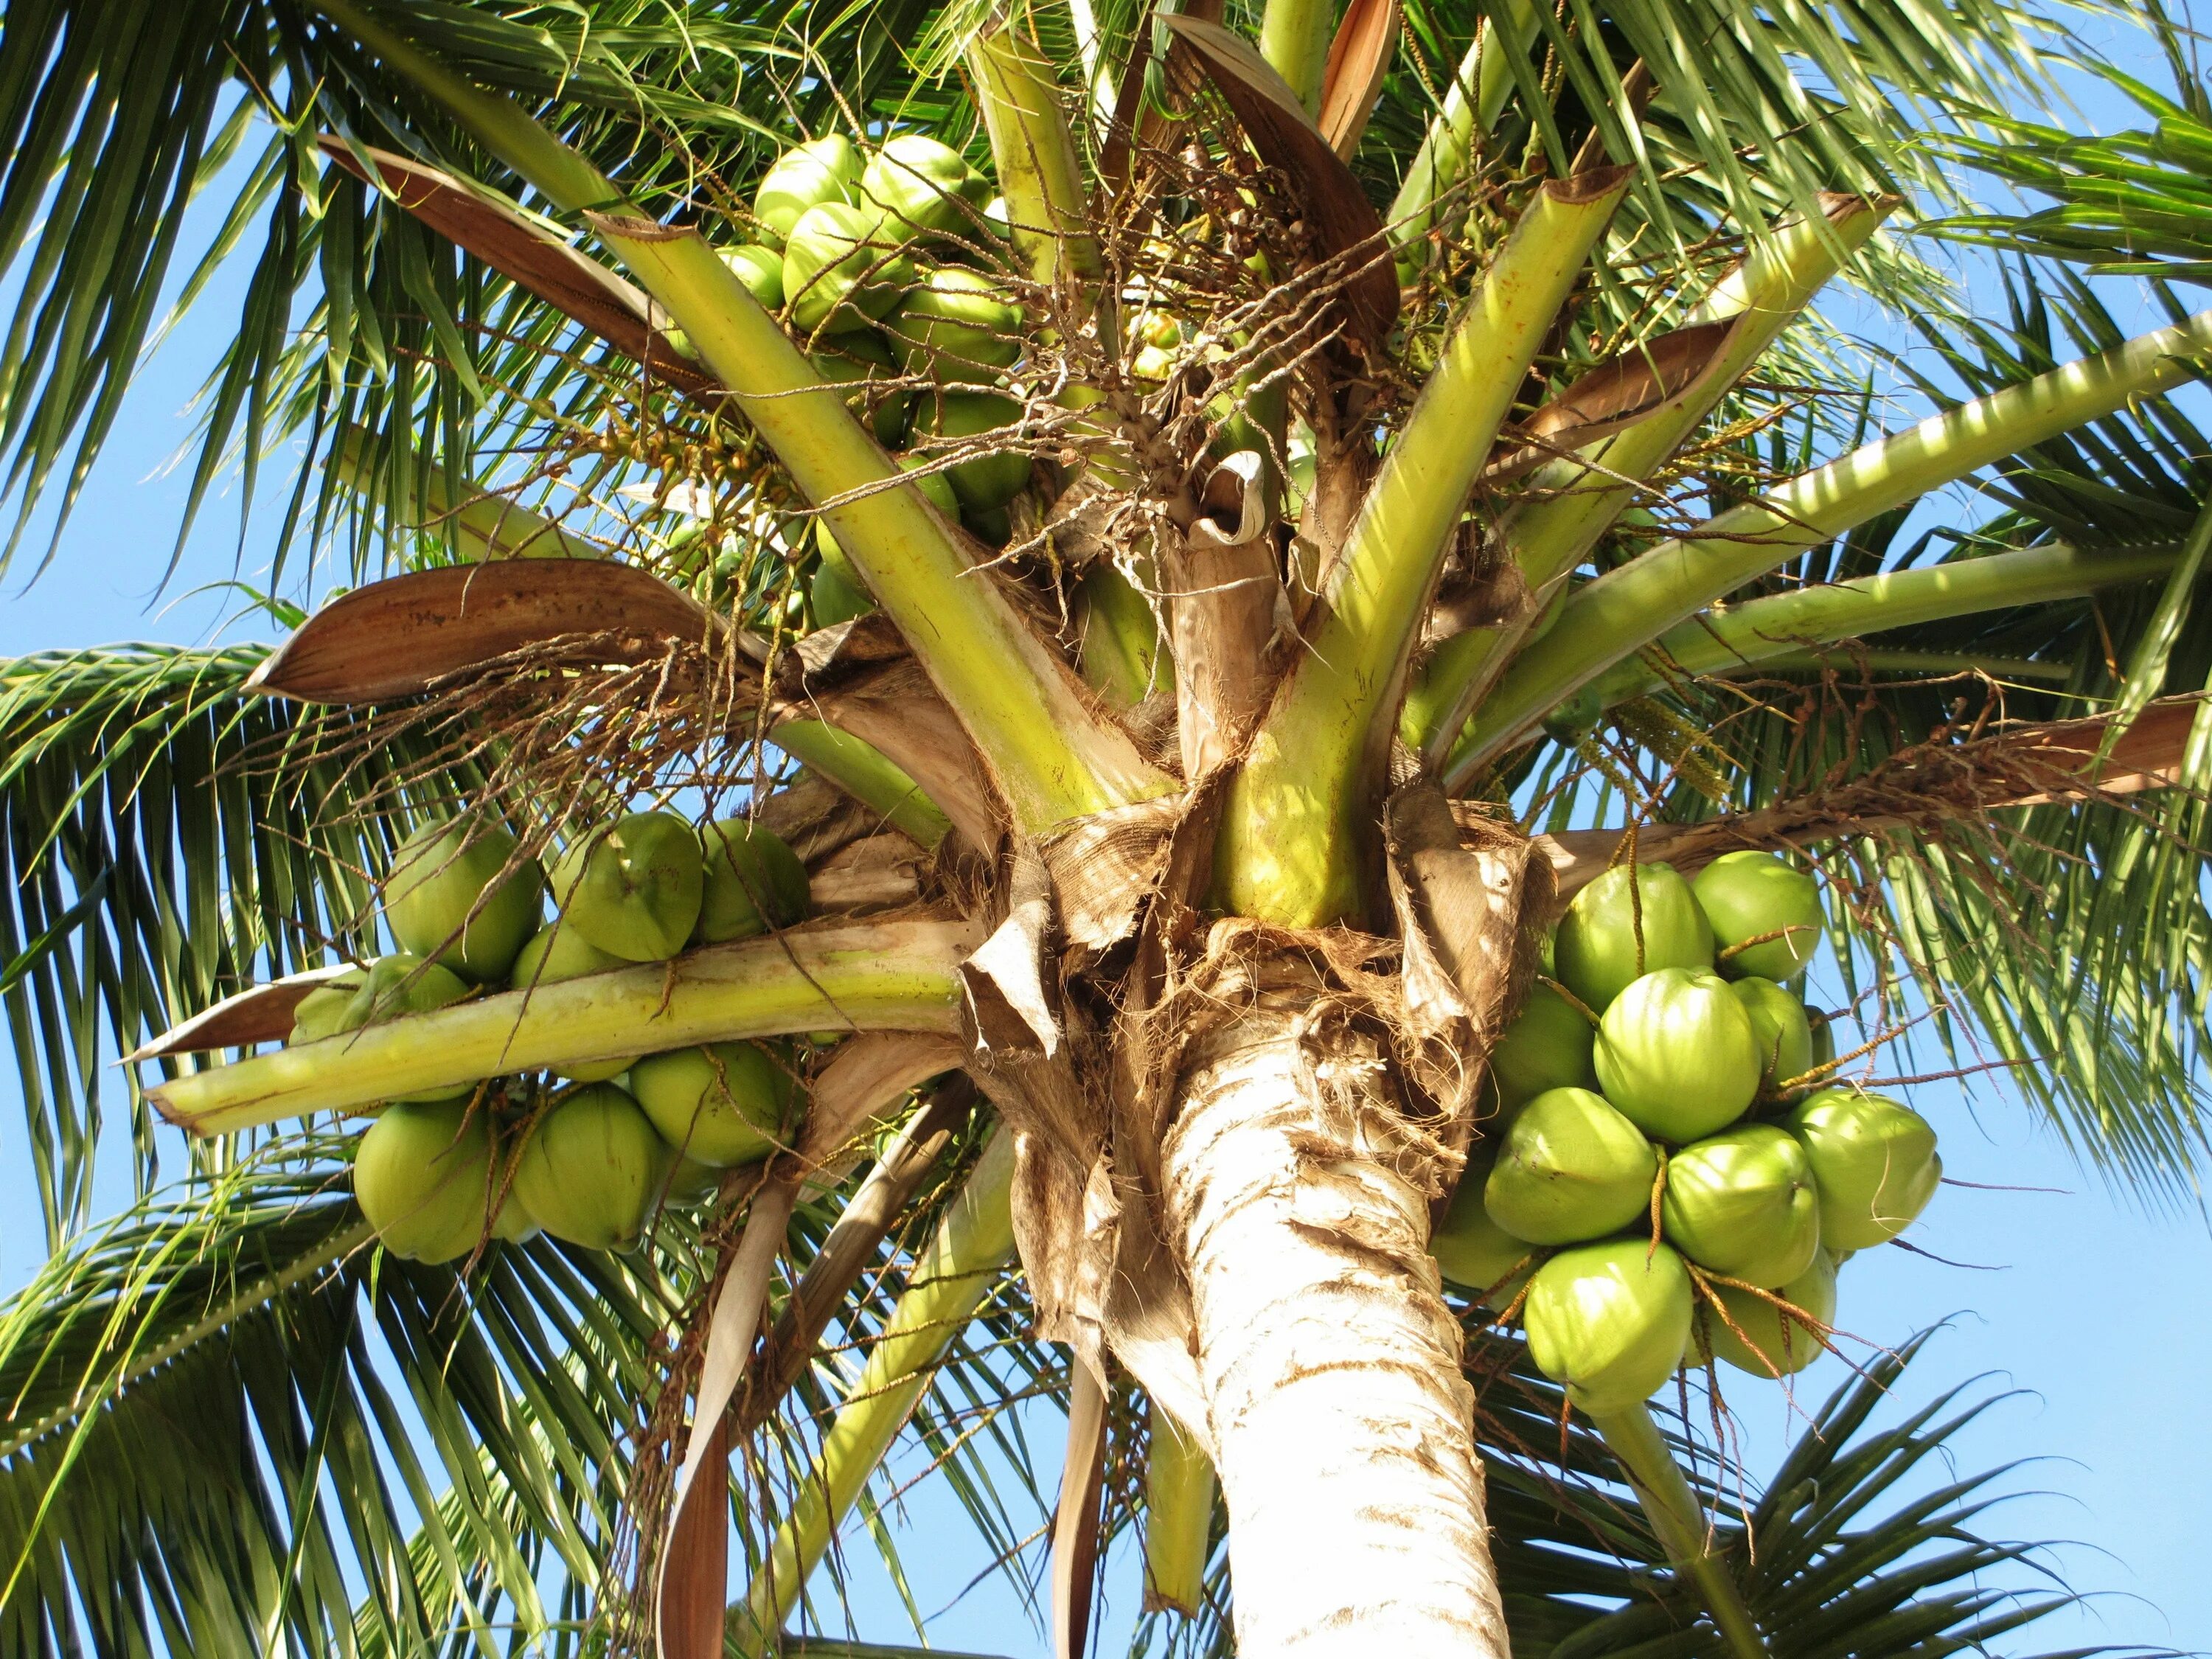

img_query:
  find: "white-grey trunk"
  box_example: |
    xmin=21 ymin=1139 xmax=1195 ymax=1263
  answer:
xmin=1161 ymin=1001 xmax=1510 ymax=1656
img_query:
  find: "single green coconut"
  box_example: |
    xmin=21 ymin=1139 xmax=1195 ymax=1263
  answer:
xmin=1660 ymin=1124 xmax=1821 ymax=1287
xmin=1592 ymin=967 xmax=1761 ymax=1140
xmin=919 ymin=391 xmax=1030 ymax=512
xmin=1809 ymin=1010 xmax=1837 ymax=1071
xmin=510 ymin=922 xmax=639 ymax=1082
xmin=1489 ymin=981 xmax=1598 ymax=1107
xmin=629 ymin=1040 xmax=796 ymax=1167
xmin=695 ymin=818 xmax=811 ymax=944
xmin=1130 ymin=343 xmax=1175 ymax=384
xmin=784 ymin=202 xmax=914 ymax=335
xmin=720 ymin=243 xmax=786 ymax=309
xmin=383 ymin=818 xmax=544 ymax=984
xmin=321 ymin=954 xmax=475 ymax=1102
xmin=289 ymin=968 xmax=369 ymax=1046
xmin=489 ymin=1176 xmax=540 ymax=1243
xmin=1692 ymin=850 xmax=1825 ymax=981
xmin=860 ymin=133 xmax=978 ymax=242
xmin=664 ymin=1153 xmax=724 ymax=1206
xmin=1785 ymin=1088 xmax=1941 ymax=1251
xmin=1430 ymin=1161 xmax=1537 ymax=1306
xmin=1554 ymin=862 xmax=1714 ymax=1012
xmin=1483 ymin=1087 xmax=1658 ymax=1245
xmin=888 ymin=265 xmax=1023 ymax=378
xmin=511 ymin=1083 xmax=672 ymax=1251
xmin=1523 ymin=1237 xmax=1693 ymax=1416
xmin=1729 ymin=976 xmax=1815 ymax=1091
xmin=812 ymin=557 xmax=875 ymax=625
xmin=1695 ymin=1247 xmax=1837 ymax=1377
xmin=813 ymin=336 xmax=911 ymax=446
xmin=754 ymin=134 xmax=863 ymax=248
xmin=549 ymin=811 xmax=704 ymax=962
xmin=355 ymin=1100 xmax=493 ymax=1264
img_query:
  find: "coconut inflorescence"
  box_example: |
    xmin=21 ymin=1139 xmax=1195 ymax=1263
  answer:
xmin=1434 ymin=852 xmax=1944 ymax=1404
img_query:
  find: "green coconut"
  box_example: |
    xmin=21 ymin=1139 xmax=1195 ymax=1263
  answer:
xmin=629 ymin=1040 xmax=796 ymax=1167
xmin=1483 ymin=1087 xmax=1658 ymax=1246
xmin=289 ymin=968 xmax=369 ymax=1046
xmin=813 ymin=557 xmax=875 ymax=625
xmin=784 ymin=202 xmax=914 ymax=335
xmin=1489 ymin=981 xmax=1598 ymax=1107
xmin=512 ymin=1083 xmax=672 ymax=1251
xmin=1785 ymin=1088 xmax=1941 ymax=1251
xmin=326 ymin=955 xmax=475 ymax=1102
xmin=720 ymin=243 xmax=786 ymax=309
xmin=510 ymin=922 xmax=639 ymax=1082
xmin=664 ymin=1153 xmax=725 ymax=1206
xmin=813 ymin=336 xmax=911 ymax=446
xmin=860 ymin=134 xmax=979 ymax=243
xmin=1592 ymin=967 xmax=1761 ymax=1140
xmin=1660 ymin=1124 xmax=1821 ymax=1287
xmin=1696 ymin=1247 xmax=1837 ymax=1378
xmin=754 ymin=134 xmax=863 ymax=248
xmin=1809 ymin=1010 xmax=1837 ymax=1071
xmin=1692 ymin=850 xmax=1825 ymax=981
xmin=1729 ymin=976 xmax=1815 ymax=1091
xmin=1430 ymin=1161 xmax=1537 ymax=1306
xmin=1523 ymin=1237 xmax=1694 ymax=1416
xmin=1554 ymin=862 xmax=1713 ymax=1012
xmin=888 ymin=265 xmax=1023 ymax=378
xmin=549 ymin=812 xmax=704 ymax=963
xmin=383 ymin=818 xmax=544 ymax=984
xmin=489 ymin=1175 xmax=540 ymax=1243
xmin=695 ymin=818 xmax=811 ymax=944
xmin=355 ymin=1101 xmax=493 ymax=1264
xmin=919 ymin=391 xmax=1030 ymax=512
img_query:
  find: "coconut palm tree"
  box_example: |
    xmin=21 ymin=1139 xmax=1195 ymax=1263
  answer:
xmin=3 ymin=0 xmax=2208 ymax=1655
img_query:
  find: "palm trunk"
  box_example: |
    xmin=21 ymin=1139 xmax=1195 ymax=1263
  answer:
xmin=1161 ymin=1001 xmax=1509 ymax=1656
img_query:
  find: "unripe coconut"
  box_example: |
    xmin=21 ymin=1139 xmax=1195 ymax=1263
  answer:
xmin=384 ymin=819 xmax=544 ymax=984
xmin=1729 ymin=977 xmax=1815 ymax=1091
xmin=813 ymin=337 xmax=911 ymax=446
xmin=355 ymin=1101 xmax=493 ymax=1264
xmin=860 ymin=134 xmax=978 ymax=242
xmin=1483 ymin=1087 xmax=1657 ymax=1245
xmin=920 ymin=392 xmax=1030 ymax=512
xmin=289 ymin=968 xmax=369 ymax=1045
xmin=1809 ymin=1009 xmax=1837 ymax=1070
xmin=888 ymin=265 xmax=1023 ymax=378
xmin=1695 ymin=1247 xmax=1837 ymax=1377
xmin=664 ymin=1153 xmax=724 ymax=1206
xmin=629 ymin=1040 xmax=796 ymax=1167
xmin=720 ymin=243 xmax=785 ymax=309
xmin=695 ymin=818 xmax=811 ymax=944
xmin=1693 ymin=850 xmax=1824 ymax=981
xmin=511 ymin=1083 xmax=672 ymax=1251
xmin=331 ymin=954 xmax=474 ymax=1103
xmin=784 ymin=202 xmax=913 ymax=335
xmin=1523 ymin=1237 xmax=1693 ymax=1416
xmin=813 ymin=557 xmax=874 ymax=625
xmin=1785 ymin=1088 xmax=1940 ymax=1251
xmin=510 ymin=922 xmax=638 ymax=1082
xmin=489 ymin=1176 xmax=540 ymax=1243
xmin=1593 ymin=967 xmax=1761 ymax=1140
xmin=549 ymin=812 xmax=704 ymax=962
xmin=1489 ymin=981 xmax=1598 ymax=1107
xmin=1661 ymin=1124 xmax=1821 ymax=1287
xmin=1554 ymin=862 xmax=1713 ymax=1012
xmin=1430 ymin=1161 xmax=1537 ymax=1306
xmin=754 ymin=134 xmax=863 ymax=248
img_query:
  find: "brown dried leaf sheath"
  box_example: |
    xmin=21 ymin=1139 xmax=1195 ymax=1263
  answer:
xmin=1317 ymin=0 xmax=1401 ymax=160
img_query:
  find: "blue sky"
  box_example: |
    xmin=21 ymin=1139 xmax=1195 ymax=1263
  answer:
xmin=4 ymin=25 xmax=2211 ymax=1656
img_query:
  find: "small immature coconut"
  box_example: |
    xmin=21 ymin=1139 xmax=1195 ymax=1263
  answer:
xmin=1695 ymin=1247 xmax=1837 ymax=1378
xmin=1430 ymin=1161 xmax=1537 ymax=1306
xmin=512 ymin=1083 xmax=672 ymax=1251
xmin=695 ymin=818 xmax=811 ymax=944
xmin=289 ymin=968 xmax=369 ymax=1046
xmin=784 ymin=202 xmax=913 ymax=335
xmin=549 ymin=812 xmax=704 ymax=962
xmin=384 ymin=818 xmax=543 ymax=983
xmin=1661 ymin=1124 xmax=1821 ymax=1287
xmin=919 ymin=391 xmax=1030 ymax=512
xmin=1693 ymin=850 xmax=1824 ymax=981
xmin=1729 ymin=976 xmax=1815 ymax=1091
xmin=510 ymin=922 xmax=638 ymax=1082
xmin=860 ymin=134 xmax=979 ymax=242
xmin=1483 ymin=1087 xmax=1658 ymax=1246
xmin=1785 ymin=1088 xmax=1940 ymax=1251
xmin=629 ymin=1040 xmax=796 ymax=1167
xmin=754 ymin=134 xmax=863 ymax=248
xmin=1593 ymin=967 xmax=1761 ymax=1140
xmin=1489 ymin=981 xmax=1598 ymax=1108
xmin=720 ymin=243 xmax=786 ymax=309
xmin=1523 ymin=1237 xmax=1694 ymax=1416
xmin=813 ymin=557 xmax=875 ymax=625
xmin=1554 ymin=862 xmax=1713 ymax=1012
xmin=888 ymin=265 xmax=1023 ymax=378
xmin=355 ymin=1101 xmax=493 ymax=1264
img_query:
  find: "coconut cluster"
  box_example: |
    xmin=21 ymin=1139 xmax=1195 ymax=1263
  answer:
xmin=1431 ymin=852 xmax=1942 ymax=1414
xmin=664 ymin=132 xmax=1034 ymax=616
xmin=295 ymin=811 xmax=814 ymax=1263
